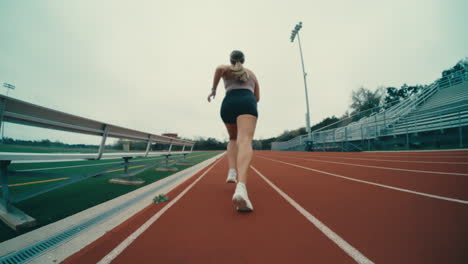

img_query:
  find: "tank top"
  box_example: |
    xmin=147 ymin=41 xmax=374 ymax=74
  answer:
xmin=223 ymin=77 xmax=255 ymax=94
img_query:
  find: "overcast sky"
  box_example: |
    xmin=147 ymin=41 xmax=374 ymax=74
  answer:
xmin=1 ymin=0 xmax=467 ymax=145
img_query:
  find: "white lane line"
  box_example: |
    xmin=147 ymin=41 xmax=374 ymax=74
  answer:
xmin=281 ymin=154 xmax=468 ymax=159
xmin=258 ymin=156 xmax=468 ymax=205
xmin=331 ymin=155 xmax=468 ymax=159
xmin=97 ymin=155 xmax=223 ymax=264
xmin=251 ymin=166 xmax=374 ymax=264
xmin=267 ymin=155 xmax=468 ymax=177
xmin=300 ymin=156 xmax=468 ymax=165
xmin=362 ymin=149 xmax=468 ymax=153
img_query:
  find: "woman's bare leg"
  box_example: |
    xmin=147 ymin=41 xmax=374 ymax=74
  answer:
xmin=236 ymin=115 xmax=257 ymax=184
xmin=227 ymin=139 xmax=238 ymax=169
xmin=224 ymin=123 xmax=238 ymax=170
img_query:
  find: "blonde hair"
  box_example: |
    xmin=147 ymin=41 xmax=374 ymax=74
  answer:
xmin=230 ymin=62 xmax=250 ymax=82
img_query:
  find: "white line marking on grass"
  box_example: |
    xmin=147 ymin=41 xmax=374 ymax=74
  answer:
xmin=302 ymin=156 xmax=468 ymax=165
xmin=258 ymin=156 xmax=468 ymax=205
xmin=15 ymin=153 xmax=209 ymax=172
xmin=97 ymin=155 xmax=224 ymax=264
xmin=272 ymin=156 xmax=468 ymax=176
xmin=14 ymin=157 xmax=164 ymax=172
xmin=15 ymin=161 xmax=126 ymax=172
xmin=251 ymin=166 xmax=374 ymax=264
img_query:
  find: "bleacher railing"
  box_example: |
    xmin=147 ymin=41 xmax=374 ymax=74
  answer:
xmin=0 ymin=95 xmax=195 ymax=230
xmin=272 ymin=69 xmax=468 ymax=151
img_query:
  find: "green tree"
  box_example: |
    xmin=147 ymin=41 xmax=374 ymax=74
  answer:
xmin=310 ymin=116 xmax=340 ymax=131
xmin=442 ymin=58 xmax=468 ymax=77
xmin=383 ymin=84 xmax=423 ymax=107
xmin=192 ymin=137 xmax=227 ymax=150
xmin=384 ymin=87 xmax=399 ymax=105
xmin=350 ymin=86 xmax=385 ymax=114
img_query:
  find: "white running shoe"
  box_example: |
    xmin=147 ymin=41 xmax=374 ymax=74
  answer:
xmin=232 ymin=183 xmax=253 ymax=212
xmin=226 ymin=169 xmax=237 ymax=183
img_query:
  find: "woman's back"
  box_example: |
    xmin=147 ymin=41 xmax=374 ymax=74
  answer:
xmin=222 ymin=66 xmax=256 ymax=94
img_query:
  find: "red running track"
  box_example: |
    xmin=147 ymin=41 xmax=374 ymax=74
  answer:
xmin=64 ymin=150 xmax=468 ymax=264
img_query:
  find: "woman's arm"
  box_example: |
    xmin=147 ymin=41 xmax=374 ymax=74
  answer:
xmin=212 ymin=65 xmax=226 ymax=91
xmin=207 ymin=65 xmax=226 ymax=102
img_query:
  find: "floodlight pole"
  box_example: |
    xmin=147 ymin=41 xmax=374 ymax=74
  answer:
xmin=290 ymin=22 xmax=311 ymax=140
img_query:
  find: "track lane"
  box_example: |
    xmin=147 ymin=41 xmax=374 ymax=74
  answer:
xmin=251 ymin=153 xmax=468 ymax=264
xmin=257 ymin=153 xmax=468 ymax=201
xmin=107 ymin=156 xmax=356 ymax=264
xmin=251 ymin=166 xmax=374 ymax=264
xmin=359 ymin=151 xmax=468 ymax=158
xmin=271 ymin=150 xmax=468 ymax=162
xmin=266 ymin=152 xmax=468 ymax=174
xmin=292 ymin=155 xmax=468 ymax=165
xmin=351 ymin=150 xmax=468 ymax=156
xmin=63 ymin=156 xmax=222 ymax=264
xmin=268 ymin=151 xmax=468 ymax=162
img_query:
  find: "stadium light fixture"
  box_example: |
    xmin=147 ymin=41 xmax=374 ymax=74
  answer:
xmin=289 ymin=22 xmax=312 ymax=140
xmin=2 ymin=83 xmax=15 ymax=97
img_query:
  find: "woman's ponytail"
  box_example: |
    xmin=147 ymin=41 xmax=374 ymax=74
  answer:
xmin=229 ymin=50 xmax=249 ymax=82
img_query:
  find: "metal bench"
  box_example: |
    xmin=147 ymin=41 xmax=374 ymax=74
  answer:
xmin=0 ymin=94 xmax=195 ymax=230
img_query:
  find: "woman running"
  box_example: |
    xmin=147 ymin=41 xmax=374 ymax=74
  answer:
xmin=207 ymin=50 xmax=260 ymax=212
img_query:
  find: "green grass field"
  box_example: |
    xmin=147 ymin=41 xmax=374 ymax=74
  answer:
xmin=0 ymin=144 xmax=102 ymax=153
xmin=0 ymin=151 xmax=222 ymax=243
xmin=0 ymin=144 xmax=176 ymax=153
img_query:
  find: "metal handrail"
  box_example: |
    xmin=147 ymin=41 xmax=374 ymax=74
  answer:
xmin=398 ymin=102 xmax=468 ymax=122
xmin=312 ymin=97 xmax=402 ymax=134
xmin=272 ymin=68 xmax=468 ymax=150
xmin=311 ymin=81 xmax=441 ymax=142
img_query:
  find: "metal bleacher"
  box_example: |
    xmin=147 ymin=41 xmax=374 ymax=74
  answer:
xmin=0 ymin=94 xmax=195 ymax=230
xmin=389 ymin=81 xmax=468 ymax=135
xmin=272 ymin=68 xmax=468 ymax=151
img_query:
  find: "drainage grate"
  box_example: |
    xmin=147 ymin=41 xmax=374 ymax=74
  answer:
xmin=0 ymin=159 xmax=209 ymax=264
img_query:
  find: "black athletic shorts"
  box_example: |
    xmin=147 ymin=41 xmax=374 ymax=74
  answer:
xmin=220 ymin=89 xmax=258 ymax=124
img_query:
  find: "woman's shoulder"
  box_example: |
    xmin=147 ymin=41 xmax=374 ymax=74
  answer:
xmin=245 ymin=68 xmax=257 ymax=80
xmin=216 ymin=65 xmax=231 ymax=71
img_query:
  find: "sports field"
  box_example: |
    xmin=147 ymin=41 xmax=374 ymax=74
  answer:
xmin=0 ymin=151 xmax=222 ymax=243
xmin=60 ymin=150 xmax=468 ymax=264
xmin=0 ymin=144 xmax=107 ymax=153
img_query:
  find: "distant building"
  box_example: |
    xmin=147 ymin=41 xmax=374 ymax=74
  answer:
xmin=162 ymin=133 xmax=179 ymax=138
